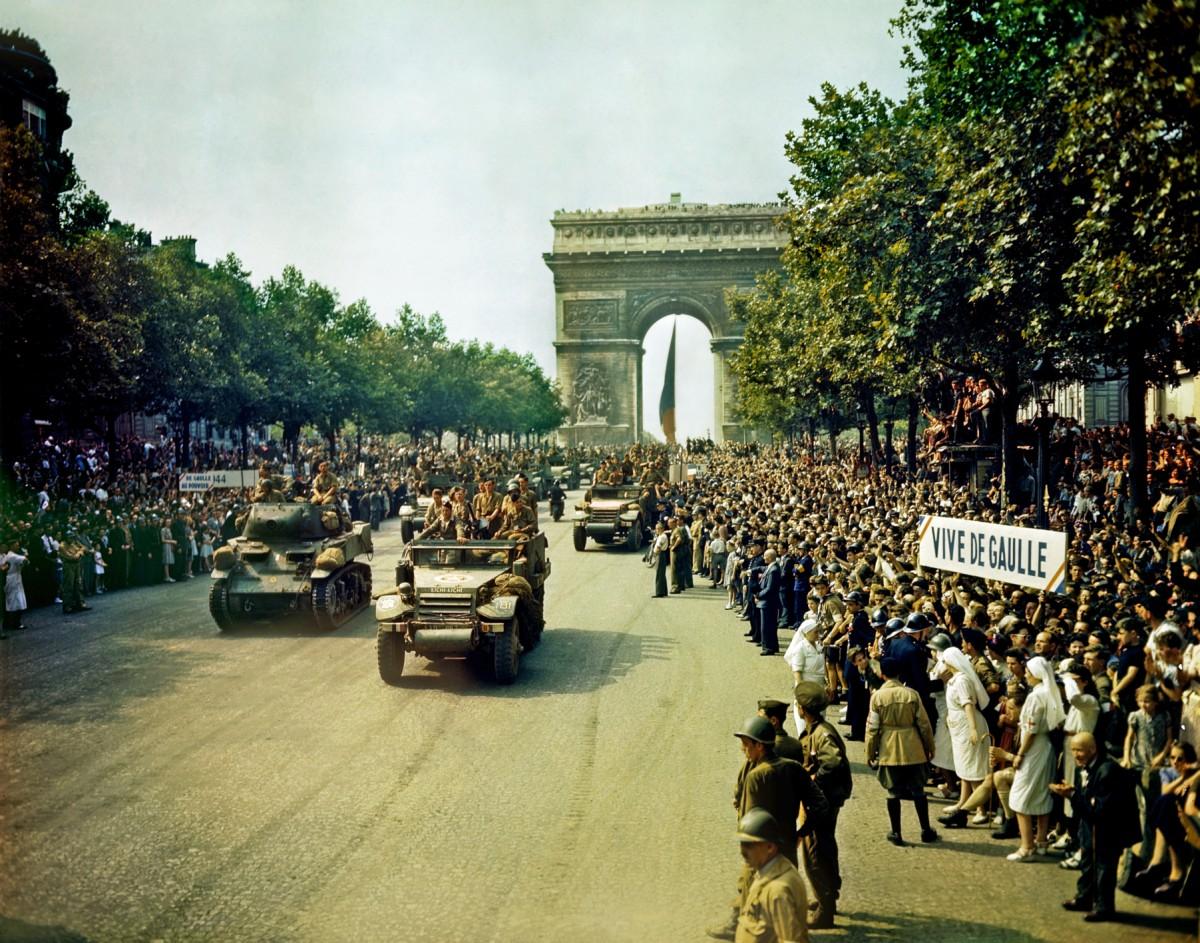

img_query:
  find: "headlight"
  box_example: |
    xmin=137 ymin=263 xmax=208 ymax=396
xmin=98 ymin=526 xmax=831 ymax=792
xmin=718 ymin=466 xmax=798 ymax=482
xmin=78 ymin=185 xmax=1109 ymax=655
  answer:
xmin=378 ymin=596 xmax=399 ymax=611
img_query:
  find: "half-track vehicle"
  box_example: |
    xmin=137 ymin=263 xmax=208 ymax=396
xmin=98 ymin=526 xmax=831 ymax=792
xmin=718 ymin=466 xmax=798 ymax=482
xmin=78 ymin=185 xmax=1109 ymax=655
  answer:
xmin=209 ymin=503 xmax=373 ymax=630
xmin=572 ymin=484 xmax=647 ymax=552
xmin=550 ymin=463 xmax=581 ymax=490
xmin=397 ymin=471 xmax=473 ymax=543
xmin=375 ymin=533 xmax=550 ymax=685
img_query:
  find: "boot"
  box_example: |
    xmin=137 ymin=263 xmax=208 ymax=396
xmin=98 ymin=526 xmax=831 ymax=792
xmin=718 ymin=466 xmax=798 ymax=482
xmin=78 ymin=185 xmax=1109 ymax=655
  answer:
xmin=705 ymin=908 xmax=738 ymax=941
xmin=939 ymin=809 xmax=968 ymax=829
xmin=991 ymin=817 xmax=1019 ymax=840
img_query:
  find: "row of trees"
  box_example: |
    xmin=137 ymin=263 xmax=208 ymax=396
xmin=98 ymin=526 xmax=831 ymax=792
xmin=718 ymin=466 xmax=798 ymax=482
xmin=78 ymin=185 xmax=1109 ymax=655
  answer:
xmin=0 ymin=122 xmax=565 ymax=468
xmin=729 ymin=0 xmax=1199 ymax=518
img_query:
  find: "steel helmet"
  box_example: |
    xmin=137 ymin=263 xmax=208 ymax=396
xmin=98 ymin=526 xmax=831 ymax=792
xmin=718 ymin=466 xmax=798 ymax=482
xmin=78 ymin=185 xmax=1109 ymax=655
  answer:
xmin=870 ymin=607 xmax=889 ymax=627
xmin=905 ymin=612 xmax=930 ymax=632
xmin=736 ymin=807 xmax=786 ymax=844
xmin=733 ymin=715 xmax=776 ymax=745
xmin=885 ymin=617 xmax=905 ymax=635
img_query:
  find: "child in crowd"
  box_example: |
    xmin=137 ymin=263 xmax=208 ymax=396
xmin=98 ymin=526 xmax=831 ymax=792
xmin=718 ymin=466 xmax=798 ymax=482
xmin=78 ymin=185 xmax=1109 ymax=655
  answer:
xmin=93 ymin=547 xmax=106 ymax=594
xmin=1124 ymin=683 xmax=1175 ymax=852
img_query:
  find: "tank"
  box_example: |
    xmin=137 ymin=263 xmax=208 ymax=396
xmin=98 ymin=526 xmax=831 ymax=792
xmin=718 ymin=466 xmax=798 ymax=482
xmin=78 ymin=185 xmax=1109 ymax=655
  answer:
xmin=208 ymin=502 xmax=373 ymax=631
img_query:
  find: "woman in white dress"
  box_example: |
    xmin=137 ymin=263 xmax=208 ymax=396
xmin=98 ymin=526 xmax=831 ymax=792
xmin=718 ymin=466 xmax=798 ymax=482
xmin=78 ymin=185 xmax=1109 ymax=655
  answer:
xmin=1007 ymin=655 xmax=1066 ymax=861
xmin=1 ymin=540 xmax=30 ymax=633
xmin=939 ymin=646 xmax=991 ymax=828
xmin=927 ymin=636 xmax=957 ymax=800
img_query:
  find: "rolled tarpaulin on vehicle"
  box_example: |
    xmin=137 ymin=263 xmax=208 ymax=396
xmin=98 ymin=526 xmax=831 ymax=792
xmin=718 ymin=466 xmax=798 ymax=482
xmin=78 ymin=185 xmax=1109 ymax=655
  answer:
xmin=411 ymin=628 xmax=474 ymax=652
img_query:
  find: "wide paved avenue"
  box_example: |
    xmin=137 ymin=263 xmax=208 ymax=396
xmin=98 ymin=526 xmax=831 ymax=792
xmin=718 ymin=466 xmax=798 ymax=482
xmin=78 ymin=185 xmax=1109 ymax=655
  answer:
xmin=0 ymin=499 xmax=1193 ymax=942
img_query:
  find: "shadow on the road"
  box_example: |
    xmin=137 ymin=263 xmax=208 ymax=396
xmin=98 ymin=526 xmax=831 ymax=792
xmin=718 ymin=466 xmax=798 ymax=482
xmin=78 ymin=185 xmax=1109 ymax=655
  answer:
xmin=0 ymin=914 xmax=94 ymax=942
xmin=835 ymin=906 xmax=1194 ymax=941
xmin=387 ymin=627 xmax=677 ymax=697
xmin=211 ymin=610 xmax=376 ymax=639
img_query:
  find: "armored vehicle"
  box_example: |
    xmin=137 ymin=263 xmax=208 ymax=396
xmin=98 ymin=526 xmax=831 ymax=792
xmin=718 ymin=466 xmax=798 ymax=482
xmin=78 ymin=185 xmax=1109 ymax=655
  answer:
xmin=550 ymin=463 xmax=581 ymax=490
xmin=209 ymin=503 xmax=373 ymax=631
xmin=572 ymin=484 xmax=647 ymax=552
xmin=375 ymin=533 xmax=550 ymax=685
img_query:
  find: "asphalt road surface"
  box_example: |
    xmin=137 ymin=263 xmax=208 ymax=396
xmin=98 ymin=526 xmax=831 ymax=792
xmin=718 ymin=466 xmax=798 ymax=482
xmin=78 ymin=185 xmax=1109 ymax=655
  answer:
xmin=1 ymin=496 xmax=1195 ymax=942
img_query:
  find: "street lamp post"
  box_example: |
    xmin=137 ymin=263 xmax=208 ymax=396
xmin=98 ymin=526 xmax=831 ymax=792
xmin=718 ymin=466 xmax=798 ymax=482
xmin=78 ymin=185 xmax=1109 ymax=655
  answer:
xmin=1031 ymin=357 xmax=1057 ymax=529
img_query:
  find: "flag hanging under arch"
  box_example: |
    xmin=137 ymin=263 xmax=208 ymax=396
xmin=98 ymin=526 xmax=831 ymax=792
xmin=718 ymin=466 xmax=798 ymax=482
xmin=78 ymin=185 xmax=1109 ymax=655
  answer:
xmin=659 ymin=319 xmax=677 ymax=445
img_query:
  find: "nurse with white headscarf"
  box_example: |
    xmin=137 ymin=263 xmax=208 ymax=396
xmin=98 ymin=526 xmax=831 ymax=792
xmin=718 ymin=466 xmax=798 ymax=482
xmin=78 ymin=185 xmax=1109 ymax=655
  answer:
xmin=1006 ymin=655 xmax=1066 ymax=861
xmin=939 ymin=646 xmax=991 ymax=826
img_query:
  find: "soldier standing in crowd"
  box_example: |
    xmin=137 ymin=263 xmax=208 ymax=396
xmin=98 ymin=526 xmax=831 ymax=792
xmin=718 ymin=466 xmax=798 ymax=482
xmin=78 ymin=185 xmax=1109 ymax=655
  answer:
xmin=757 ymin=700 xmax=804 ymax=761
xmin=708 ymin=715 xmax=828 ymax=941
xmin=651 ymin=521 xmax=669 ymax=598
xmin=867 ymin=656 xmax=938 ymax=846
xmin=743 ymin=539 xmax=766 ymax=646
xmin=794 ymin=681 xmax=851 ymax=930
xmin=59 ymin=533 xmax=90 ymax=615
xmin=669 ymin=517 xmax=688 ymax=594
xmin=691 ymin=509 xmax=707 ymax=576
xmin=731 ymin=809 xmax=809 ymax=943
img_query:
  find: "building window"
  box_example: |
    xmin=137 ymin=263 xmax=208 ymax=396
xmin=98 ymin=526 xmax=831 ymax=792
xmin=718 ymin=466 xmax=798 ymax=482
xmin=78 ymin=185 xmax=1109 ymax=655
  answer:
xmin=22 ymin=99 xmax=47 ymax=140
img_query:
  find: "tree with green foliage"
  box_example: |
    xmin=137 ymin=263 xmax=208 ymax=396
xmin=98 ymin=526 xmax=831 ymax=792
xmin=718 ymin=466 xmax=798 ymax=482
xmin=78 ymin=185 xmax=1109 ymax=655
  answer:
xmin=1052 ymin=0 xmax=1200 ymax=518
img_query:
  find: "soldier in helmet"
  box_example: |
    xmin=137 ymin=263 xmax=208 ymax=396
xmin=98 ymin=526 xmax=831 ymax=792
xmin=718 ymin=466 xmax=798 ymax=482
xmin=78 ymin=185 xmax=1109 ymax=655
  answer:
xmin=708 ymin=715 xmax=828 ymax=942
xmin=733 ymin=808 xmax=809 ymax=943
xmin=496 ymin=488 xmax=537 ymax=539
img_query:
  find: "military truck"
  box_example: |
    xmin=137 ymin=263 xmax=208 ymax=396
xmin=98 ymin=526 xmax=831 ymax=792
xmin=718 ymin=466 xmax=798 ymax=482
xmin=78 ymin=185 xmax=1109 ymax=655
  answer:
xmin=572 ymin=484 xmax=647 ymax=552
xmin=208 ymin=503 xmax=373 ymax=631
xmin=375 ymin=533 xmax=550 ymax=685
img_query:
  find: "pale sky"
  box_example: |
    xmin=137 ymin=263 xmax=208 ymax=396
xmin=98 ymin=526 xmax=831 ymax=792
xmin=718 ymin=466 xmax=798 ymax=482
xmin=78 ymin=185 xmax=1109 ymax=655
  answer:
xmin=9 ymin=0 xmax=910 ymax=439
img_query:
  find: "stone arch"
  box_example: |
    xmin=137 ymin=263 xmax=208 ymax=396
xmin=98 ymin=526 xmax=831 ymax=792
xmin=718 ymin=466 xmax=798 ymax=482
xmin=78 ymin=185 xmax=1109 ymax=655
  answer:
xmin=545 ymin=199 xmax=785 ymax=445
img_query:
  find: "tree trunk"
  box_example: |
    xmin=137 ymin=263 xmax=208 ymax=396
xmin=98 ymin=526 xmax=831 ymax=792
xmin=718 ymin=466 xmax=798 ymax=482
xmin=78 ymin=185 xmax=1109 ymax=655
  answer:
xmin=1127 ymin=353 xmax=1149 ymax=522
xmin=180 ymin=404 xmax=193 ymax=470
xmin=863 ymin=393 xmax=881 ymax=458
xmin=356 ymin=427 xmax=362 ymax=464
xmin=827 ymin=420 xmax=838 ymax=461
xmin=1000 ymin=357 xmax=1021 ymax=504
xmin=906 ymin=396 xmax=918 ymax=474
xmin=105 ymin=413 xmax=119 ymax=482
xmin=239 ymin=424 xmax=249 ymax=468
xmin=325 ymin=427 xmax=337 ymax=461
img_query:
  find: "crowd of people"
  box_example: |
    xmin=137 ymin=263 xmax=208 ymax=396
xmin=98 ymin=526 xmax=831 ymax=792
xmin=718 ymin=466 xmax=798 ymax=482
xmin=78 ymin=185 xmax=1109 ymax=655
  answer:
xmin=631 ymin=422 xmax=1200 ymax=938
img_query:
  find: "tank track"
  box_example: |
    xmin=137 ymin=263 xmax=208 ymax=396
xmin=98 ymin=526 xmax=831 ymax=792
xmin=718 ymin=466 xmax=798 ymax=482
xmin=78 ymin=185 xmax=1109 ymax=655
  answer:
xmin=312 ymin=562 xmax=372 ymax=630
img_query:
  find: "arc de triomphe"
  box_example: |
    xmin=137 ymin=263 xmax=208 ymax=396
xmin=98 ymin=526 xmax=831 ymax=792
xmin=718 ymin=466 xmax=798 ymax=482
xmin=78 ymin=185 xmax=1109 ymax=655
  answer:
xmin=545 ymin=197 xmax=785 ymax=445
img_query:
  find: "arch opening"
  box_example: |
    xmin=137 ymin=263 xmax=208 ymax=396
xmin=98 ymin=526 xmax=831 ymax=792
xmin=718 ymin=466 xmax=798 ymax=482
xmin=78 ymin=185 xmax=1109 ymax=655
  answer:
xmin=641 ymin=314 xmax=716 ymax=444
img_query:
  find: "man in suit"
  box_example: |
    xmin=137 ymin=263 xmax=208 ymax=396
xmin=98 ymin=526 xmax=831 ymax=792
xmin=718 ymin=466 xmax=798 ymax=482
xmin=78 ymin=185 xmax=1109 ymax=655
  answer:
xmin=756 ymin=549 xmax=782 ymax=656
xmin=743 ymin=540 xmax=766 ymax=645
xmin=1052 ymin=731 xmax=1140 ymax=922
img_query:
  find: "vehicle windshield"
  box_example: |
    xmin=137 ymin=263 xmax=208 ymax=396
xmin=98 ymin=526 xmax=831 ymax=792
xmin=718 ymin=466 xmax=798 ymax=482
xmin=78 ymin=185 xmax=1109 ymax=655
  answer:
xmin=590 ymin=486 xmax=642 ymax=501
xmin=410 ymin=540 xmax=517 ymax=568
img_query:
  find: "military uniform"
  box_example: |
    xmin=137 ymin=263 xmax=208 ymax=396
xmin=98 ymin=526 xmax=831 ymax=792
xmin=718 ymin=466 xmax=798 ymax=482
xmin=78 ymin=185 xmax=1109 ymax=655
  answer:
xmin=669 ymin=523 xmax=688 ymax=593
xmin=418 ymin=514 xmax=466 ymax=541
xmin=252 ymin=472 xmax=286 ymax=503
xmin=735 ymin=854 xmax=808 ymax=943
xmin=311 ymin=469 xmax=341 ymax=506
xmin=497 ymin=504 xmax=537 ymax=539
xmin=60 ymin=539 xmax=88 ymax=614
xmin=798 ymin=716 xmax=851 ymax=927
xmin=473 ymin=489 xmax=503 ymax=534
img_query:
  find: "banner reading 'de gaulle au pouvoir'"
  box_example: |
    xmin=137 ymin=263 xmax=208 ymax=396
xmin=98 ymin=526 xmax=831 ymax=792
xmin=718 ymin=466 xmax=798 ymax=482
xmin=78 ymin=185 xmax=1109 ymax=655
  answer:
xmin=917 ymin=515 xmax=1068 ymax=593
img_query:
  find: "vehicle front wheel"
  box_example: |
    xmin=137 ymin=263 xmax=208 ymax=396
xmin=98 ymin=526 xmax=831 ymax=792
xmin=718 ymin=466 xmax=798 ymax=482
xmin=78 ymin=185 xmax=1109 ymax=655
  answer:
xmin=626 ymin=521 xmax=643 ymax=551
xmin=493 ymin=621 xmax=520 ymax=684
xmin=377 ymin=626 xmax=406 ymax=685
xmin=572 ymin=527 xmax=587 ymax=552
